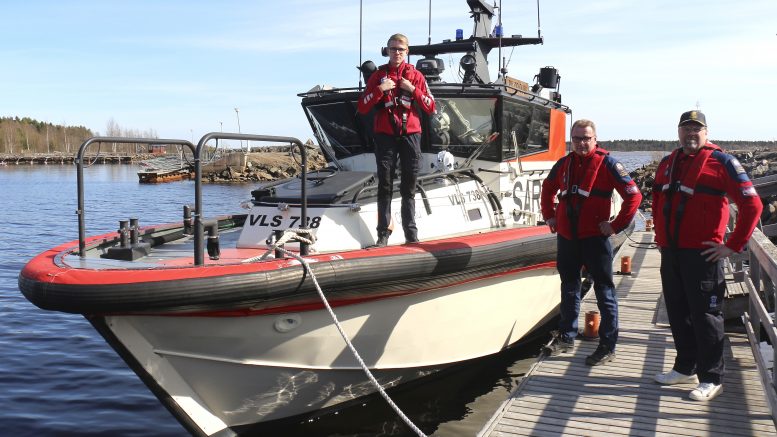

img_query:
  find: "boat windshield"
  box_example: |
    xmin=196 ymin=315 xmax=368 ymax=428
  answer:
xmin=303 ymin=93 xmax=551 ymax=163
xmin=501 ymin=99 xmax=551 ymax=159
xmin=430 ymin=97 xmax=499 ymax=161
xmin=305 ymin=101 xmax=371 ymax=159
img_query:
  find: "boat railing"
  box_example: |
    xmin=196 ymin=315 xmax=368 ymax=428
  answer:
xmin=75 ymin=133 xmax=309 ymax=266
xmin=731 ymin=204 xmax=777 ymax=423
xmin=194 ymin=133 xmax=309 ymax=262
xmin=75 ymin=137 xmax=196 ymax=259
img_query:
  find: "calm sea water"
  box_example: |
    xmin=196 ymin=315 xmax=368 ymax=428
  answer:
xmin=0 ymin=151 xmax=656 ymax=436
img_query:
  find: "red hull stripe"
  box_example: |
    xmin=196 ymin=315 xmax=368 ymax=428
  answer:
xmin=21 ymin=226 xmax=549 ymax=286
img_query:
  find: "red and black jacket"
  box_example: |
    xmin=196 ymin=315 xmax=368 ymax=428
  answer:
xmin=652 ymin=143 xmax=762 ymax=252
xmin=357 ymin=62 xmax=435 ymax=136
xmin=541 ymin=146 xmax=642 ymax=240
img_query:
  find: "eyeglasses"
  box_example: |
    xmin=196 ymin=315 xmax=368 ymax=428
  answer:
xmin=388 ymin=47 xmax=407 ymax=53
xmin=680 ymin=125 xmax=706 ymax=133
xmin=571 ymin=136 xmax=594 ymax=143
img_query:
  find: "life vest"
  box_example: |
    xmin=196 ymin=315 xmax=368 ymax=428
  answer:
xmin=559 ymin=149 xmax=609 ymax=199
xmin=379 ymin=64 xmax=415 ymax=136
xmin=557 ymin=149 xmax=610 ymax=238
xmin=658 ymin=145 xmax=725 ymax=249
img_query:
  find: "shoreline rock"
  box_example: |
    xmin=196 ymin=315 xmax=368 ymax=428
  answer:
xmin=204 ymin=148 xmax=328 ymax=183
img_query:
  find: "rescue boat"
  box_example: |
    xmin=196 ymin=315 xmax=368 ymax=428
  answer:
xmin=19 ymin=1 xmax=633 ymax=435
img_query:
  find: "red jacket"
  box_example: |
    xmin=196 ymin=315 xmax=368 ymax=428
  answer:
xmin=541 ymin=146 xmax=642 ymax=240
xmin=357 ymin=62 xmax=435 ymax=135
xmin=652 ymin=143 xmax=762 ymax=252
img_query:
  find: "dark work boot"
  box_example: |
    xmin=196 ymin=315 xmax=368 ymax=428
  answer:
xmin=374 ymin=231 xmax=391 ymax=247
xmin=585 ymin=343 xmax=615 ymax=366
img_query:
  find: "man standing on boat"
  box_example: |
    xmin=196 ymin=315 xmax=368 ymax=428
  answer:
xmin=358 ymin=33 xmax=435 ymax=246
xmin=540 ymin=119 xmax=641 ymax=366
xmin=652 ymin=110 xmax=762 ymax=401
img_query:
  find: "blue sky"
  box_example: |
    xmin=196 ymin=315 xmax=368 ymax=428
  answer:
xmin=2 ymin=0 xmax=775 ymax=143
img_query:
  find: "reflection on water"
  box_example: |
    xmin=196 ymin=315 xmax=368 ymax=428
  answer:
xmin=239 ymin=333 xmax=548 ymax=437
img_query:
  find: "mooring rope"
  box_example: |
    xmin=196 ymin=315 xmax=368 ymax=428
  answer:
xmin=249 ymin=229 xmax=426 ymax=437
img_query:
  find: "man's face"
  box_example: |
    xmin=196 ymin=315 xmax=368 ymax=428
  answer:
xmin=387 ymin=40 xmax=408 ymax=67
xmin=678 ymin=122 xmax=707 ymax=152
xmin=570 ymin=125 xmax=596 ymax=157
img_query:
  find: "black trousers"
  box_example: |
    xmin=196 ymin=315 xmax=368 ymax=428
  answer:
xmin=660 ymin=247 xmax=726 ymax=384
xmin=374 ymin=133 xmax=421 ymax=241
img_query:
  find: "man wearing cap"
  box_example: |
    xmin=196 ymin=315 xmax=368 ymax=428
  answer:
xmin=540 ymin=119 xmax=642 ymax=366
xmin=652 ymin=110 xmax=762 ymax=401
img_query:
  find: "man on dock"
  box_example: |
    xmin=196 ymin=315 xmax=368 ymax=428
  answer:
xmin=652 ymin=110 xmax=763 ymax=400
xmin=541 ymin=119 xmax=642 ymax=366
xmin=357 ymin=33 xmax=435 ymax=246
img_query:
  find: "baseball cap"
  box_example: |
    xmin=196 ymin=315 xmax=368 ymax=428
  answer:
xmin=678 ymin=110 xmax=706 ymax=127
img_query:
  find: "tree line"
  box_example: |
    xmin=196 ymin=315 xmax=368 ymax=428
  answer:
xmin=3 ymin=116 xmax=774 ymax=156
xmin=598 ymin=139 xmax=777 ymax=151
xmin=0 ymin=117 xmax=158 ymax=156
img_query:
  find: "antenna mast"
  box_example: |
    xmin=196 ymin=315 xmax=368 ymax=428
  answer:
xmin=497 ymin=0 xmax=502 ymax=79
xmin=428 ymin=0 xmax=432 ymax=44
xmin=536 ymin=0 xmax=542 ymax=38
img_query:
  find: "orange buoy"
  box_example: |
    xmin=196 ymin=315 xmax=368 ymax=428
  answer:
xmin=583 ymin=310 xmax=601 ymax=338
xmin=645 ymin=218 xmax=654 ymax=232
xmin=620 ymin=255 xmax=632 ymax=275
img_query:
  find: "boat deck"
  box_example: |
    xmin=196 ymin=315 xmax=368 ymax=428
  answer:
xmin=479 ymin=231 xmax=777 ymax=437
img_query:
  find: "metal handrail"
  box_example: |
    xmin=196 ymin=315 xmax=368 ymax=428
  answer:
xmin=742 ymin=227 xmax=777 ymax=424
xmin=194 ymin=133 xmax=309 ymax=263
xmin=75 ymin=133 xmax=309 ymax=266
xmin=75 ymin=137 xmax=195 ymax=258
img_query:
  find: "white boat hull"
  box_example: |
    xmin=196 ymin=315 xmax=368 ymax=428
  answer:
xmin=101 ymin=263 xmax=560 ymax=434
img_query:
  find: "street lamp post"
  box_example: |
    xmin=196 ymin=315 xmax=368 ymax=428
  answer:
xmin=234 ymin=108 xmax=243 ymax=151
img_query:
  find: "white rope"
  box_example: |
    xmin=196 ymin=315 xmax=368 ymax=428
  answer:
xmin=247 ymin=229 xmax=427 ymax=436
xmin=241 ymin=228 xmax=316 ymax=263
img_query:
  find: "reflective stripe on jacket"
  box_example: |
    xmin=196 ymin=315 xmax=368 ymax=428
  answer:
xmin=357 ymin=62 xmax=435 ymax=135
xmin=652 ymin=143 xmax=763 ymax=252
xmin=541 ymin=146 xmax=642 ymax=240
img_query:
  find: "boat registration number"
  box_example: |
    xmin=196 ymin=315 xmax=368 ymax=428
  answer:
xmin=248 ymin=214 xmax=322 ymax=229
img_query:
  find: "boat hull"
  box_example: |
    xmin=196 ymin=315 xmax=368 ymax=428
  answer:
xmin=93 ymin=263 xmax=560 ymax=435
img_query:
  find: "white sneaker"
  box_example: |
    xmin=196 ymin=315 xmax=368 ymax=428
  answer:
xmin=689 ymin=382 xmax=723 ymax=401
xmin=654 ymin=369 xmax=699 ymax=385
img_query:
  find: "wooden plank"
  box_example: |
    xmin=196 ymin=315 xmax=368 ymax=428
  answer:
xmin=479 ymin=231 xmax=777 ymax=437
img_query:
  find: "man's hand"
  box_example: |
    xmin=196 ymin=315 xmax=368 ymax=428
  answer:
xmin=701 ymin=241 xmax=735 ymax=262
xmin=547 ymin=217 xmax=557 ymax=233
xmin=599 ymin=221 xmax=615 ymax=236
xmin=378 ymin=78 xmax=396 ymax=92
xmin=398 ymin=78 xmax=415 ymax=93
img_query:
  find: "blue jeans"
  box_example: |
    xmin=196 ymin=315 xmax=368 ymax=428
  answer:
xmin=557 ymin=235 xmax=618 ymax=350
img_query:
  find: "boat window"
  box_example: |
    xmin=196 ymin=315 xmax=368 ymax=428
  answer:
xmin=305 ymin=102 xmax=372 ymax=160
xmin=429 ymin=97 xmax=499 ymax=161
xmin=502 ymin=99 xmax=550 ymax=159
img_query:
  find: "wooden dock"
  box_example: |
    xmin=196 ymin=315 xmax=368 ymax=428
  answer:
xmin=479 ymin=231 xmax=777 ymax=437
